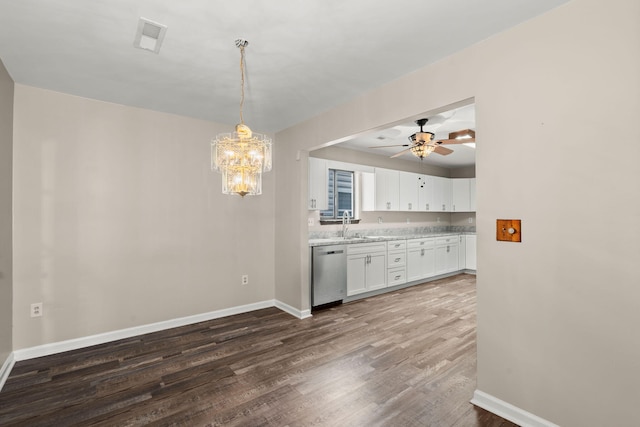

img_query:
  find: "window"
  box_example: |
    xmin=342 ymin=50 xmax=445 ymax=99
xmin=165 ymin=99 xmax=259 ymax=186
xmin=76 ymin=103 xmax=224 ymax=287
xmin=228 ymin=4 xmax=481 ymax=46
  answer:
xmin=320 ymin=169 xmax=354 ymax=219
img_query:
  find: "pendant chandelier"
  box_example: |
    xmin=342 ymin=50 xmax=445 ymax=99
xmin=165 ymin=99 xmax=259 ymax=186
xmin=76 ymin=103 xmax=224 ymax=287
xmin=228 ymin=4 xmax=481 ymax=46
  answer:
xmin=211 ymin=39 xmax=272 ymax=197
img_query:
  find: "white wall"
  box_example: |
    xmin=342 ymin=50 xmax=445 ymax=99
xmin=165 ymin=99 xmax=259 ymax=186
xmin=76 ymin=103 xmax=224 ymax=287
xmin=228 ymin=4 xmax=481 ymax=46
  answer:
xmin=0 ymin=59 xmax=13 ymax=365
xmin=12 ymin=85 xmax=276 ymax=349
xmin=275 ymin=0 xmax=640 ymax=425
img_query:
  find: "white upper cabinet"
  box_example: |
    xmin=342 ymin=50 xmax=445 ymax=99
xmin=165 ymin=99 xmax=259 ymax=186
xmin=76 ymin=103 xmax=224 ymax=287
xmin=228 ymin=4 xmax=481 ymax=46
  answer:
xmin=432 ymin=176 xmax=452 ymax=212
xmin=470 ymin=178 xmax=476 ymax=211
xmin=374 ymin=168 xmax=399 ymax=211
xmin=398 ymin=171 xmax=419 ymax=212
xmin=451 ymin=178 xmax=476 ymax=212
xmin=417 ymin=174 xmax=434 ymax=212
xmin=308 ymin=157 xmax=328 ymax=210
xmin=452 ymin=179 xmax=471 ymax=212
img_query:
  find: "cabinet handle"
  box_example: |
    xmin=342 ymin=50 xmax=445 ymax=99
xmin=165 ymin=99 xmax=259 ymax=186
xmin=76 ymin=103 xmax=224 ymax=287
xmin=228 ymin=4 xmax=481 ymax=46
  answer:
xmin=394 ymin=244 xmax=400 ymax=248
xmin=394 ymin=257 xmax=401 ymax=262
xmin=394 ymin=275 xmax=401 ymax=280
xmin=453 ymin=204 xmax=456 ymax=211
xmin=442 ymin=204 xmax=446 ymax=210
xmin=421 ymin=249 xmax=424 ymax=256
xmin=426 ymin=203 xmax=429 ymax=211
xmin=447 ymin=245 xmax=450 ymax=253
xmin=408 ymin=202 xmax=412 ymax=210
xmin=386 ymin=202 xmax=391 ymax=210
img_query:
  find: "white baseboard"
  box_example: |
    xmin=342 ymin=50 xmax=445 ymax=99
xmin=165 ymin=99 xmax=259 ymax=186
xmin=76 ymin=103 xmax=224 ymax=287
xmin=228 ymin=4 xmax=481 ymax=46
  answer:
xmin=0 ymin=352 xmax=16 ymax=392
xmin=471 ymin=389 xmax=559 ymax=427
xmin=275 ymin=299 xmax=312 ymax=319
xmin=13 ymin=299 xmax=296 ymax=362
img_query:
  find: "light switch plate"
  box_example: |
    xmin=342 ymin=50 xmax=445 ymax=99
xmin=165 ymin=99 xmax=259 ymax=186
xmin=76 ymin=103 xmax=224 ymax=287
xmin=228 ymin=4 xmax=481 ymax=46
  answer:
xmin=497 ymin=219 xmax=521 ymax=242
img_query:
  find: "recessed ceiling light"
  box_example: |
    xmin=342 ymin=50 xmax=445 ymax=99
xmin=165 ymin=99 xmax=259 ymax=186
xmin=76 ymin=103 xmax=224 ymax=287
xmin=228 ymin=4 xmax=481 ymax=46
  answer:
xmin=134 ymin=18 xmax=167 ymax=54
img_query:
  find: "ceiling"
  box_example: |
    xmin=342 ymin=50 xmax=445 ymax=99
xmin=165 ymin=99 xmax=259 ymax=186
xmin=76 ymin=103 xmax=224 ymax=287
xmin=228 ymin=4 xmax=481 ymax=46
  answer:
xmin=0 ymin=1 xmax=568 ymax=136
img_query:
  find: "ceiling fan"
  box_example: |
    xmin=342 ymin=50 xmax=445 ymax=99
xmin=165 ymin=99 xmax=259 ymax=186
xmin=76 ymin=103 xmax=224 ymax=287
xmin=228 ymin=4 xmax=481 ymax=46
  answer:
xmin=369 ymin=118 xmax=476 ymax=160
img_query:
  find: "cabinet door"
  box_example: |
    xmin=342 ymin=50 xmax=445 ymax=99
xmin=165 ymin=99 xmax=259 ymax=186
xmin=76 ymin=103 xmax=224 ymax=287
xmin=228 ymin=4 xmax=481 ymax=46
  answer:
xmin=407 ymin=247 xmax=424 ymax=282
xmin=452 ymin=179 xmax=471 ymax=212
xmin=469 ymin=178 xmax=476 ymax=212
xmin=347 ymin=255 xmax=367 ymax=296
xmin=422 ymin=246 xmax=436 ymax=278
xmin=399 ymin=171 xmax=418 ymax=211
xmin=446 ymin=243 xmax=459 ymax=272
xmin=458 ymin=235 xmax=466 ymax=270
xmin=308 ymin=157 xmax=328 ymax=210
xmin=417 ymin=174 xmax=434 ymax=211
xmin=433 ymin=176 xmax=452 ymax=212
xmin=436 ymin=242 xmax=459 ymax=274
xmin=375 ymin=168 xmax=399 ymax=211
xmin=465 ymin=235 xmax=477 ymax=270
xmin=435 ymin=245 xmax=448 ymax=275
xmin=407 ymin=245 xmax=435 ymax=281
xmin=367 ymin=252 xmax=387 ymax=290
xmin=360 ymin=172 xmax=375 ymax=211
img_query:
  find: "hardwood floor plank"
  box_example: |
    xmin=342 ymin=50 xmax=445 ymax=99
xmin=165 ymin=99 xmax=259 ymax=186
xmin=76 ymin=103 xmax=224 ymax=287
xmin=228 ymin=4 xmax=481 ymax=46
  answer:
xmin=0 ymin=274 xmax=516 ymax=426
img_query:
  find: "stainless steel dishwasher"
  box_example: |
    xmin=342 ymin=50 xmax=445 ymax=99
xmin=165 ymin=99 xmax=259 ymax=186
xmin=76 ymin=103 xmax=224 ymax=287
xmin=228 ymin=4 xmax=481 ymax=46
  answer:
xmin=312 ymin=245 xmax=347 ymax=308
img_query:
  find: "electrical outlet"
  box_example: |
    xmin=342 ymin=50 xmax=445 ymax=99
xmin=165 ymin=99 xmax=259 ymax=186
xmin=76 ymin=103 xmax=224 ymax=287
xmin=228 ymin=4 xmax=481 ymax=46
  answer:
xmin=468 ymin=217 xmax=473 ymax=223
xmin=241 ymin=275 xmax=249 ymax=285
xmin=308 ymin=218 xmax=314 ymax=226
xmin=31 ymin=302 xmax=43 ymax=317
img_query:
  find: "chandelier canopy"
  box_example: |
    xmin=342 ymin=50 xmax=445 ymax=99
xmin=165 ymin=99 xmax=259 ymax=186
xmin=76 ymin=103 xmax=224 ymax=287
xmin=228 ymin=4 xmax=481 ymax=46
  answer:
xmin=211 ymin=40 xmax=272 ymax=197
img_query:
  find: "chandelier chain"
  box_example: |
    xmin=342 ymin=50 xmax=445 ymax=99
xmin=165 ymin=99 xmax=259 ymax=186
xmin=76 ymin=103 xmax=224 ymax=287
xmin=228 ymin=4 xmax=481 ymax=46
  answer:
xmin=239 ymin=44 xmax=246 ymax=125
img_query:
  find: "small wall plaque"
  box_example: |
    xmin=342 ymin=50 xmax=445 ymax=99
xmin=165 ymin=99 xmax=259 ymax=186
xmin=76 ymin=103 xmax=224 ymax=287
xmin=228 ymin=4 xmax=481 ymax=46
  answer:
xmin=497 ymin=219 xmax=521 ymax=242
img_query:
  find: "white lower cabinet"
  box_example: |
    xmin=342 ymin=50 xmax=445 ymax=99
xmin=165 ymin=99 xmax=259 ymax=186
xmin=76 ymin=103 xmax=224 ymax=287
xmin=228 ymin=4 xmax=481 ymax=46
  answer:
xmin=465 ymin=235 xmax=477 ymax=270
xmin=407 ymin=238 xmax=436 ymax=282
xmin=344 ymin=234 xmax=475 ymax=298
xmin=435 ymin=236 xmax=459 ymax=275
xmin=347 ymin=242 xmax=387 ymax=296
xmin=387 ymin=240 xmax=407 ymax=287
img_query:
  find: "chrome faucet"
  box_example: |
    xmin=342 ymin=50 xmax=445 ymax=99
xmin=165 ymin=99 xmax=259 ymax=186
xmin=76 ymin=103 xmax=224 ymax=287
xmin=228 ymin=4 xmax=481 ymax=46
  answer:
xmin=342 ymin=210 xmax=351 ymax=238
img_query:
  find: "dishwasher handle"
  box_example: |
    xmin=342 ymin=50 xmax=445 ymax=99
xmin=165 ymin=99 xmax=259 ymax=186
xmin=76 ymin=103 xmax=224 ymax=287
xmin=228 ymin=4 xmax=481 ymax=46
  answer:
xmin=319 ymin=249 xmax=344 ymax=255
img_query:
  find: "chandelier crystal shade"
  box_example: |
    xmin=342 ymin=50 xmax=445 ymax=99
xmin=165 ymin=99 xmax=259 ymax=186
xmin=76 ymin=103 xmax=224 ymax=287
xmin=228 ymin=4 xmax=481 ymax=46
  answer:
xmin=211 ymin=40 xmax=272 ymax=197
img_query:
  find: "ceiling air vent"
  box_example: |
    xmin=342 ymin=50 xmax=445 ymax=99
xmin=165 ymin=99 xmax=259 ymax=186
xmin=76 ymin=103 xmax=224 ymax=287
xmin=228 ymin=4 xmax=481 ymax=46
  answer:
xmin=134 ymin=18 xmax=167 ymax=54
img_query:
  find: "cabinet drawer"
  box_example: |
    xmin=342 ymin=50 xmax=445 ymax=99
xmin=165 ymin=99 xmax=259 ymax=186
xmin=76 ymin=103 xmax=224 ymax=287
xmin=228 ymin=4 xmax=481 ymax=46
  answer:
xmin=436 ymin=236 xmax=458 ymax=245
xmin=387 ymin=240 xmax=406 ymax=251
xmin=347 ymin=242 xmax=387 ymax=255
xmin=388 ymin=268 xmax=406 ymax=287
xmin=407 ymin=238 xmax=435 ymax=249
xmin=388 ymin=252 xmax=406 ymax=268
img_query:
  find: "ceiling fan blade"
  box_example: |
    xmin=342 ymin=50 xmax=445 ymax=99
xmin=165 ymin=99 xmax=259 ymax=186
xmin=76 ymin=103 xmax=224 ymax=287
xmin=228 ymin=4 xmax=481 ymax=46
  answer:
xmin=390 ymin=146 xmax=414 ymax=158
xmin=436 ymin=137 xmax=475 ymax=145
xmin=448 ymin=129 xmax=475 ymax=139
xmin=368 ymin=144 xmax=410 ymax=148
xmin=434 ymin=146 xmax=454 ymax=156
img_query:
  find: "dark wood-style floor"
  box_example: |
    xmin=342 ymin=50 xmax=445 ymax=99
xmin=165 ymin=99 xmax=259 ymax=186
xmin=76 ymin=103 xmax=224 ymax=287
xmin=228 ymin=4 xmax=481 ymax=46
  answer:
xmin=0 ymin=274 xmax=516 ymax=426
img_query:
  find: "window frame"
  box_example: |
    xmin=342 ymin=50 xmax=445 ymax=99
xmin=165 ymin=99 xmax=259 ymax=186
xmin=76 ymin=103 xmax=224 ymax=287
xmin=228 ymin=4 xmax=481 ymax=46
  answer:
xmin=320 ymin=168 xmax=355 ymax=220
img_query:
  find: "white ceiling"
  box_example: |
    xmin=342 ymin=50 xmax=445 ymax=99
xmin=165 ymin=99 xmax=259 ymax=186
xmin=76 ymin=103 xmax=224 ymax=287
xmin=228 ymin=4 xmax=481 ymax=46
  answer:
xmin=0 ymin=0 xmax=568 ymax=139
